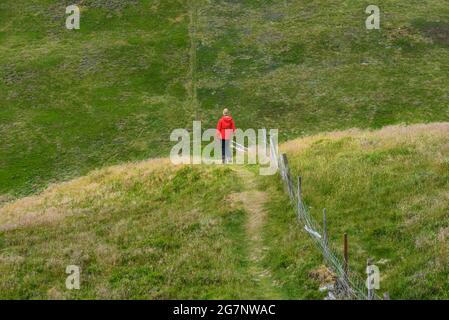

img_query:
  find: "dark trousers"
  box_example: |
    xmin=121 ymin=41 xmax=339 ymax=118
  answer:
xmin=221 ymin=139 xmax=231 ymax=163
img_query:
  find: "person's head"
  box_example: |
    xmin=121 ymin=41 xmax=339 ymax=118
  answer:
xmin=223 ymin=108 xmax=229 ymax=116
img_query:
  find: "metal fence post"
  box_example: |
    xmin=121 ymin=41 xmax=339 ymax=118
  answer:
xmin=281 ymin=154 xmax=294 ymax=200
xmin=279 ymin=154 xmax=286 ymax=182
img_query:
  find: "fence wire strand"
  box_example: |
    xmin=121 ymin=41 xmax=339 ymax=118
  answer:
xmin=272 ymin=143 xmax=381 ymax=300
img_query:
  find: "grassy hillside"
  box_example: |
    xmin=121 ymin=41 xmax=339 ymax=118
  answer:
xmin=0 ymin=0 xmax=448 ymax=301
xmin=1 ymin=0 xmax=449 ymax=198
xmin=0 ymin=0 xmax=192 ymax=196
xmin=1 ymin=123 xmax=447 ymax=299
xmin=262 ymin=123 xmax=449 ymax=299
xmin=0 ymin=160 xmax=270 ymax=299
xmin=196 ymin=0 xmax=449 ymax=137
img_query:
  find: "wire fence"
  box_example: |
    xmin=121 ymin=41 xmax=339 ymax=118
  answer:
xmin=270 ymin=137 xmax=384 ymax=300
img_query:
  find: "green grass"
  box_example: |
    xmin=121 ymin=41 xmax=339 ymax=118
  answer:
xmin=196 ymin=0 xmax=449 ymax=138
xmin=2 ymin=0 xmax=449 ymax=198
xmin=1 ymin=123 xmax=448 ymax=299
xmin=258 ymin=177 xmax=326 ymax=300
xmin=262 ymin=123 xmax=449 ymax=299
xmin=0 ymin=0 xmax=193 ymax=196
xmin=1 ymin=0 xmax=449 ymax=300
xmin=0 ymin=161 xmax=266 ymax=299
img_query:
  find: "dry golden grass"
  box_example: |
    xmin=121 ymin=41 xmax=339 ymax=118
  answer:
xmin=282 ymin=122 xmax=449 ymax=155
xmin=0 ymin=158 xmax=173 ymax=231
xmin=270 ymin=122 xmax=449 ymax=299
xmin=1 ymin=122 xmax=448 ymax=299
xmin=0 ymin=158 xmax=263 ymax=299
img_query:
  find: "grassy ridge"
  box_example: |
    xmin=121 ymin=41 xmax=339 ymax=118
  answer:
xmin=2 ymin=0 xmax=449 ymax=197
xmin=0 ymin=123 xmax=448 ymax=299
xmin=0 ymin=160 xmax=263 ymax=299
xmin=262 ymin=123 xmax=449 ymax=299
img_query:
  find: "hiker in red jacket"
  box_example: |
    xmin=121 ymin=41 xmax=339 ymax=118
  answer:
xmin=216 ymin=108 xmax=236 ymax=164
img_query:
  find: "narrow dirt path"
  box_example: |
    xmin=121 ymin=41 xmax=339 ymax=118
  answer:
xmin=188 ymin=2 xmax=200 ymax=121
xmin=229 ymin=167 xmax=282 ymax=299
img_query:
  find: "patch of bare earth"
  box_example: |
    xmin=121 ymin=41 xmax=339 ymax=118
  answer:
xmin=228 ymin=190 xmax=267 ymax=262
xmin=419 ymin=22 xmax=449 ymax=46
xmin=309 ymin=265 xmax=336 ymax=286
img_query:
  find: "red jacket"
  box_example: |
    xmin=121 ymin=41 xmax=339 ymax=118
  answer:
xmin=216 ymin=116 xmax=236 ymax=140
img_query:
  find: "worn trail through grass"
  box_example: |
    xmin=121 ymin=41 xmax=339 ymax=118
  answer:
xmin=230 ymin=166 xmax=282 ymax=299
